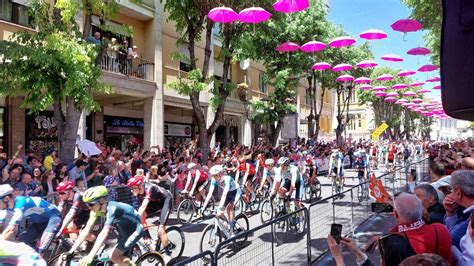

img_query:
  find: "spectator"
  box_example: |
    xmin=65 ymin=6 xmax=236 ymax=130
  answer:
xmin=69 ymin=160 xmax=88 ymax=188
xmin=43 ymin=149 xmax=55 ymax=171
xmin=15 ymin=172 xmax=40 ymax=196
xmin=41 ymin=170 xmax=58 ymax=200
xmin=107 ymin=38 xmax=119 ymax=71
xmin=117 ymin=160 xmax=131 ymax=185
xmin=103 ymin=167 xmax=120 ymax=201
xmin=55 ymin=163 xmax=69 ymax=183
xmin=424 ymin=160 xmax=446 ymax=182
xmin=414 ymin=184 xmax=446 ymax=224
xmin=400 ymin=253 xmax=449 ymax=266
xmin=87 ymin=31 xmax=102 ymax=46
xmin=32 ymin=167 xmax=43 ymax=186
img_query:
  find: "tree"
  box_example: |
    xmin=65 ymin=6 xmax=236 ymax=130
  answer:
xmin=0 ymin=0 xmax=110 ymax=163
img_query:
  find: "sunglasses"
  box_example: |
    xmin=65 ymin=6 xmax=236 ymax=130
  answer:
xmin=86 ymin=202 xmax=99 ymax=208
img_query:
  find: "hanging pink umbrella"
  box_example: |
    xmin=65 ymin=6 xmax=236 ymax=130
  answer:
xmin=332 ymin=63 xmax=353 ymax=72
xmin=391 ymin=19 xmax=422 ymax=33
xmin=238 ymin=7 xmax=272 ymax=24
xmin=402 ymin=102 xmax=413 ymax=107
xmin=403 ymin=91 xmax=417 ymax=97
xmin=381 ymin=54 xmax=404 ymax=62
xmin=407 ymin=47 xmax=431 ymax=56
xmin=208 ymin=6 xmax=238 ymax=23
xmin=418 ymin=64 xmax=438 ymax=72
xmin=426 ymin=77 xmax=441 ymax=82
xmin=356 ymin=60 xmax=378 ymax=69
xmin=386 ymin=92 xmax=398 ymax=97
xmin=432 ymin=85 xmax=441 ymax=90
xmin=359 ymin=29 xmax=387 ymax=40
xmin=410 ymin=81 xmax=425 ymax=87
xmin=373 ymin=86 xmax=387 ymax=91
xmin=336 ymin=74 xmax=354 ymax=82
xmin=397 ymin=69 xmax=416 ymax=77
xmin=376 ymin=74 xmax=394 ymax=81
xmin=375 ymin=91 xmax=387 ymax=97
xmin=273 ymin=0 xmax=309 ymax=13
xmin=392 ymin=83 xmax=408 ymax=90
xmin=311 ymin=62 xmax=331 ymax=71
xmin=418 ymin=88 xmax=431 ymax=94
xmin=301 ymin=41 xmax=326 ymax=53
xmin=385 ymin=96 xmax=397 ymax=102
xmin=354 ymin=77 xmax=371 ymax=84
xmin=359 ymin=84 xmax=373 ymax=90
xmin=276 ymin=42 xmax=300 ymax=52
xmin=329 ymin=36 xmax=356 ymax=48
xmin=395 ymin=99 xmax=408 ymax=104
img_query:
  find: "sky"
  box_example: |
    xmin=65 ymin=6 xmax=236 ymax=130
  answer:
xmin=327 ymin=0 xmax=441 ymax=100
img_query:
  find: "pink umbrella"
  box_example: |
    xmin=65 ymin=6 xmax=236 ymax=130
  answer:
xmin=418 ymin=64 xmax=438 ymax=72
xmin=403 ymin=91 xmax=417 ymax=97
xmin=402 ymin=102 xmax=413 ymax=107
xmin=329 ymin=36 xmax=356 ymax=48
xmin=356 ymin=60 xmax=378 ymax=69
xmin=373 ymin=86 xmax=387 ymax=91
xmin=381 ymin=54 xmax=404 ymax=62
xmin=407 ymin=47 xmax=431 ymax=56
xmin=395 ymin=99 xmax=408 ymax=104
xmin=375 ymin=91 xmax=387 ymax=97
xmin=311 ymin=62 xmax=331 ymax=71
xmin=385 ymin=96 xmax=397 ymax=102
xmin=432 ymin=85 xmax=441 ymax=90
xmin=386 ymin=92 xmax=398 ymax=97
xmin=354 ymin=77 xmax=371 ymax=84
xmin=359 ymin=29 xmax=387 ymax=40
xmin=376 ymin=74 xmax=394 ymax=81
xmin=273 ymin=0 xmax=309 ymax=13
xmin=238 ymin=7 xmax=272 ymax=24
xmin=332 ymin=63 xmax=353 ymax=72
xmin=336 ymin=74 xmax=354 ymax=82
xmin=391 ymin=19 xmax=422 ymax=33
xmin=359 ymin=84 xmax=373 ymax=90
xmin=208 ymin=7 xmax=238 ymax=23
xmin=412 ymin=98 xmax=424 ymax=103
xmin=397 ymin=69 xmax=416 ymax=77
xmin=418 ymin=88 xmax=431 ymax=94
xmin=426 ymin=77 xmax=441 ymax=82
xmin=301 ymin=41 xmax=326 ymax=53
xmin=276 ymin=42 xmax=300 ymax=52
xmin=410 ymin=81 xmax=425 ymax=87
xmin=392 ymin=83 xmax=408 ymax=90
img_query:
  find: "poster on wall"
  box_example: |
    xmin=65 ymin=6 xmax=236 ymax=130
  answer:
xmin=164 ymin=124 xmax=192 ymax=137
xmin=25 ymin=111 xmax=58 ymax=154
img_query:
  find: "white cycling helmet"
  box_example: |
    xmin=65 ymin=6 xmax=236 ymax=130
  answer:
xmin=265 ymin=158 xmax=275 ymax=165
xmin=0 ymin=184 xmax=13 ymax=198
xmin=209 ymin=165 xmax=223 ymax=176
xmin=278 ymin=157 xmax=290 ymax=166
xmin=187 ymin=163 xmax=197 ymax=170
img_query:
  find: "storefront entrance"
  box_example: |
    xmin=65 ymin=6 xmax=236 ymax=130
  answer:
xmin=104 ymin=116 xmax=144 ymax=151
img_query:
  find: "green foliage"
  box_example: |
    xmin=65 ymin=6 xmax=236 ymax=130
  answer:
xmin=167 ymin=69 xmax=207 ymax=95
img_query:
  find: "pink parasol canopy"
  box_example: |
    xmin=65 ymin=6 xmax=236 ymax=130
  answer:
xmin=381 ymin=54 xmax=403 ymax=62
xmin=332 ymin=63 xmax=353 ymax=72
xmin=356 ymin=60 xmax=378 ymax=69
xmin=376 ymin=74 xmax=394 ymax=81
xmin=403 ymin=91 xmax=417 ymax=97
xmin=373 ymin=86 xmax=387 ymax=91
xmin=301 ymin=41 xmax=326 ymax=53
xmin=311 ymin=62 xmax=331 ymax=71
xmin=276 ymin=42 xmax=300 ymax=52
xmin=418 ymin=64 xmax=438 ymax=72
xmin=336 ymin=74 xmax=354 ymax=82
xmin=432 ymin=85 xmax=441 ymax=90
xmin=238 ymin=7 xmax=272 ymax=24
xmin=410 ymin=81 xmax=425 ymax=87
xmin=385 ymin=96 xmax=397 ymax=102
xmin=359 ymin=29 xmax=387 ymax=40
xmin=392 ymin=83 xmax=408 ymax=90
xmin=359 ymin=84 xmax=373 ymax=91
xmin=329 ymin=36 xmax=356 ymax=48
xmin=273 ymin=0 xmax=310 ymax=13
xmin=412 ymin=98 xmax=424 ymax=103
xmin=417 ymin=88 xmax=431 ymax=94
xmin=426 ymin=77 xmax=441 ymax=82
xmin=354 ymin=77 xmax=371 ymax=84
xmin=208 ymin=7 xmax=238 ymax=23
xmin=375 ymin=91 xmax=387 ymax=97
xmin=391 ymin=19 xmax=422 ymax=33
xmin=386 ymin=92 xmax=398 ymax=97
xmin=402 ymin=102 xmax=413 ymax=107
xmin=407 ymin=47 xmax=431 ymax=56
xmin=397 ymin=69 xmax=416 ymax=77
xmin=395 ymin=99 xmax=408 ymax=104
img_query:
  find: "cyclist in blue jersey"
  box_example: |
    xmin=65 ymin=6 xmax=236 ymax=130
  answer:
xmin=271 ymin=157 xmax=304 ymax=211
xmin=0 ymin=239 xmax=46 ymax=266
xmin=0 ymin=184 xmax=61 ymax=256
xmin=0 ymin=185 xmax=15 ymax=232
xmin=202 ymin=165 xmax=241 ymax=231
xmin=257 ymin=158 xmax=276 ymax=195
xmin=64 ymin=186 xmax=143 ymax=266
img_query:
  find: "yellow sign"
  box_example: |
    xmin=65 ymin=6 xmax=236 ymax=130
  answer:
xmin=371 ymin=122 xmax=389 ymax=141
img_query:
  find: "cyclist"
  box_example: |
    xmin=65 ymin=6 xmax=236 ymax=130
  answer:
xmin=235 ymin=157 xmax=256 ymax=204
xmin=257 ymin=158 xmax=276 ymax=195
xmin=0 ymin=185 xmax=15 ymax=231
xmin=202 ymin=165 xmax=241 ymax=233
xmin=271 ymin=157 xmax=304 ymax=214
xmin=127 ymin=176 xmax=174 ymax=256
xmin=0 ymin=184 xmax=61 ymax=256
xmin=65 ymin=186 xmax=143 ymax=266
xmin=182 ymin=163 xmax=208 ymax=203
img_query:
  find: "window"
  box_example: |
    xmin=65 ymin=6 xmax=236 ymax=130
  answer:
xmin=358 ymin=115 xmax=362 ymax=128
xmin=259 ymin=72 xmax=268 ymax=94
xmin=350 ymin=90 xmax=357 ymax=103
xmin=179 ymin=43 xmax=192 ymax=72
xmin=0 ymin=0 xmax=31 ymax=27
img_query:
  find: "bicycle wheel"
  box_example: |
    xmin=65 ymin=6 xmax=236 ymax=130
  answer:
xmin=155 ymin=226 xmax=185 ymax=259
xmin=135 ymin=251 xmax=166 ymax=266
xmin=200 ymin=223 xmax=222 ymax=263
xmin=131 ymin=244 xmax=143 ymax=262
xmin=273 ymin=212 xmax=288 ymax=245
xmin=233 ymin=214 xmax=249 ymax=248
xmin=202 ymin=197 xmax=216 ymax=217
xmin=313 ymin=181 xmax=322 ymax=198
xmin=294 ymin=210 xmax=306 ymax=234
xmin=234 ymin=198 xmax=244 ymax=216
xmin=177 ymin=199 xmax=195 ymax=224
xmin=247 ymin=191 xmax=259 ymax=212
xmin=260 ymin=199 xmax=274 ymax=224
xmin=304 ymin=184 xmax=312 ymax=201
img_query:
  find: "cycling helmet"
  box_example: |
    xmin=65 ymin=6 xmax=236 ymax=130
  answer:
xmin=278 ymin=157 xmax=290 ymax=166
xmin=0 ymin=184 xmax=13 ymax=198
xmin=83 ymin=186 xmax=108 ymax=204
xmin=209 ymin=165 xmax=223 ymax=176
xmin=188 ymin=163 xmax=197 ymax=170
xmin=265 ymin=158 xmax=275 ymax=165
xmin=56 ymin=181 xmax=74 ymax=192
xmin=127 ymin=176 xmax=144 ymax=188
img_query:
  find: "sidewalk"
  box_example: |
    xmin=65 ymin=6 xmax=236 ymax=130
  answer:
xmin=314 ymin=213 xmax=396 ymax=266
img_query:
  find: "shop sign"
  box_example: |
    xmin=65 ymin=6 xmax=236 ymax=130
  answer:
xmin=164 ymin=124 xmax=192 ymax=137
xmin=105 ymin=116 xmax=144 ymax=128
xmin=26 ymin=111 xmax=58 ymax=153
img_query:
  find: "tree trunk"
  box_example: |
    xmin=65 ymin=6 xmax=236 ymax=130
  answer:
xmin=54 ymin=97 xmax=82 ymax=163
xmin=306 ymin=75 xmax=314 ymax=139
xmin=271 ymin=119 xmax=284 ymax=147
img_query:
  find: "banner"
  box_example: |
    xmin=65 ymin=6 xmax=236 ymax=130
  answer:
xmin=371 ymin=122 xmax=389 ymax=141
xmin=164 ymin=124 xmax=192 ymax=137
xmin=369 ymin=173 xmax=391 ymax=202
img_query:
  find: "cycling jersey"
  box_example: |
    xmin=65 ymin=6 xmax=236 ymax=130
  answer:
xmin=210 ymin=175 xmax=239 ymax=192
xmin=140 ymin=184 xmax=172 ymax=225
xmin=262 ymin=168 xmax=276 ymax=184
xmin=274 ymin=165 xmax=304 ymax=200
xmin=0 ymin=209 xmax=13 ymax=229
xmin=238 ymin=162 xmax=256 ymax=176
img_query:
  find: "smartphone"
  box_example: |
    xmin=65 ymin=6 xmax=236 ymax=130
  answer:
xmin=330 ymin=223 xmax=343 ymax=244
xmin=371 ymin=202 xmax=394 ymax=213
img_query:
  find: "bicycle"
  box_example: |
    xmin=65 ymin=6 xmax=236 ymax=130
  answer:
xmin=330 ymin=172 xmax=344 ymax=195
xmin=259 ymin=194 xmax=284 ymax=224
xmin=357 ymin=176 xmax=369 ymax=202
xmin=235 ymin=181 xmax=264 ymax=215
xmin=199 ymin=212 xmax=250 ymax=263
xmin=272 ymin=197 xmax=306 ymax=244
xmin=135 ymin=223 xmax=185 ymax=262
xmin=45 ymin=230 xmax=76 ymax=261
xmin=304 ymin=178 xmax=321 ymax=201
xmin=176 ymin=192 xmax=216 ymax=224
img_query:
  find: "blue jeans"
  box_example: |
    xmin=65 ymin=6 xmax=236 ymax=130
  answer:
xmin=20 ymin=215 xmax=61 ymax=254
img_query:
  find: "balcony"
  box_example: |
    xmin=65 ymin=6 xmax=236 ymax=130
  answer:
xmin=115 ymin=0 xmax=155 ymax=21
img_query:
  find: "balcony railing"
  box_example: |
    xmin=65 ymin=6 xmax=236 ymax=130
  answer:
xmin=99 ymin=52 xmax=154 ymax=82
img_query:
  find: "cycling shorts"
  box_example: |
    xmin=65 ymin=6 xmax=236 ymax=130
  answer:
xmin=223 ymin=190 xmax=237 ymax=207
xmin=20 ymin=214 xmax=61 ymax=255
xmin=115 ymin=222 xmax=143 ymax=254
xmin=294 ymin=180 xmax=303 ymax=201
xmin=196 ymin=179 xmax=209 ymax=191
